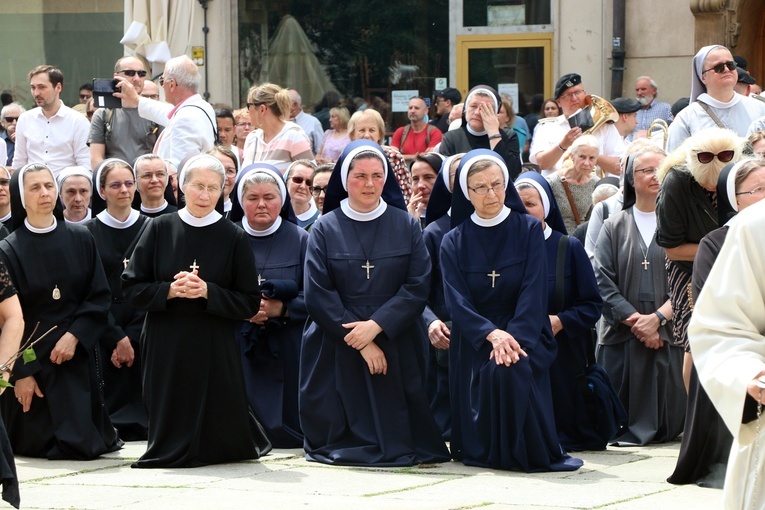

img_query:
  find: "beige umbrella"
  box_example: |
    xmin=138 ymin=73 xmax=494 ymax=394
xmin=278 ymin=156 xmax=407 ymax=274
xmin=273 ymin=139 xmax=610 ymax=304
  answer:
xmin=121 ymin=0 xmax=196 ymax=76
xmin=264 ymin=15 xmax=337 ymax=108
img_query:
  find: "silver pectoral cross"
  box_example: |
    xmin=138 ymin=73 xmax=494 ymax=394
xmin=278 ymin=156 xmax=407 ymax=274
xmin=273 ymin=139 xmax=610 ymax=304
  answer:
xmin=487 ymin=270 xmax=500 ymax=288
xmin=258 ymin=273 xmax=266 ymax=286
xmin=190 ymin=259 xmax=200 ymax=272
xmin=123 ymin=257 xmax=129 ymax=269
xmin=362 ymin=260 xmax=374 ymax=280
xmin=641 ymin=258 xmax=650 ymax=271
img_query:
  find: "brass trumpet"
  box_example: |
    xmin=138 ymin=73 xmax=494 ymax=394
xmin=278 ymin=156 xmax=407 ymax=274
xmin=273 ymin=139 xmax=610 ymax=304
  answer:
xmin=647 ymin=118 xmax=669 ymax=151
xmin=582 ymin=95 xmax=619 ymax=135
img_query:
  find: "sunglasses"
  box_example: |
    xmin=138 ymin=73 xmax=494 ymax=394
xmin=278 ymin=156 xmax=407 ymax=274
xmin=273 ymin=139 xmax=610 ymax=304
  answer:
xmin=117 ymin=69 xmax=147 ymax=78
xmin=701 ymin=60 xmax=736 ymax=75
xmin=3 ymin=117 xmax=17 ymax=123
xmin=309 ymin=186 xmax=327 ymax=196
xmin=79 ymin=94 xmax=92 ymax=100
xmin=696 ymin=150 xmax=735 ymax=164
xmin=290 ymin=176 xmax=312 ymax=186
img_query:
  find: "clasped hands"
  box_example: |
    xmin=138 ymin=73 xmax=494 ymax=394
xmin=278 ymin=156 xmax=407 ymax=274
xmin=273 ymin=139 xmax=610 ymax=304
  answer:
xmin=487 ymin=329 xmax=527 ymax=366
xmin=169 ymin=269 xmax=208 ymax=300
xmin=343 ymin=320 xmax=386 ymax=375
xmin=623 ymin=312 xmax=663 ymax=349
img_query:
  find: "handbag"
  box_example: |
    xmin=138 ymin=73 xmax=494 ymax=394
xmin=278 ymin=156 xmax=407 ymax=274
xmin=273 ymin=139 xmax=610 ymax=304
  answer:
xmin=554 ymin=235 xmax=627 ymax=445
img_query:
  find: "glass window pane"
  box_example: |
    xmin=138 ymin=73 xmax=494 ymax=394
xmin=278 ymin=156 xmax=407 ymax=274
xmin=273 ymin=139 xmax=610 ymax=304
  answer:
xmin=463 ymin=0 xmax=551 ymax=27
xmin=467 ymin=46 xmax=545 ymax=116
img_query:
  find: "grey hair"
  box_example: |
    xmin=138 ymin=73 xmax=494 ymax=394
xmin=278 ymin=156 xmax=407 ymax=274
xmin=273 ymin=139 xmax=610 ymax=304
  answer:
xmin=241 ymin=171 xmax=281 ymax=196
xmin=592 ymin=184 xmax=619 ymax=204
xmin=636 ymin=76 xmax=658 ymax=89
xmin=288 ymin=89 xmax=301 ymax=105
xmin=571 ymin=134 xmax=600 ymax=155
xmin=1 ymin=102 xmax=25 ymax=118
xmin=134 ymin=154 xmax=166 ymax=174
xmin=164 ymin=55 xmax=199 ymax=92
xmin=182 ymin=155 xmax=225 ymax=188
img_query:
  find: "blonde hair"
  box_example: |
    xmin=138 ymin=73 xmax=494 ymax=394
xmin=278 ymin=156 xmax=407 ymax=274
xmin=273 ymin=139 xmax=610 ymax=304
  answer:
xmin=247 ymin=83 xmax=291 ymax=120
xmin=658 ymin=128 xmax=746 ymax=187
xmin=348 ymin=109 xmax=385 ymax=144
xmin=330 ymin=107 xmax=350 ymax=129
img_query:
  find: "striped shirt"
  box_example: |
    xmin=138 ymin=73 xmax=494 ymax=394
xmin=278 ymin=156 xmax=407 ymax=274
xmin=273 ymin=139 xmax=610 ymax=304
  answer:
xmin=242 ymin=121 xmax=313 ymax=175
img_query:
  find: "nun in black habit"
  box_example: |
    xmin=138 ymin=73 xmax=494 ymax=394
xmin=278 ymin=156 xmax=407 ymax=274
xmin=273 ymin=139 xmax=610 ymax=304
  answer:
xmin=421 ymin=153 xmax=463 ymax=440
xmin=668 ymin=158 xmax=765 ymax=486
xmin=439 ymin=85 xmax=522 ymax=180
xmin=299 ymin=140 xmax=450 ymax=466
xmin=230 ymin=162 xmax=308 ymax=448
xmin=440 ymin=149 xmax=582 ymax=472
xmin=86 ymin=159 xmax=150 ymax=441
xmin=514 ymin=171 xmax=611 ymax=451
xmin=122 ymin=154 xmax=271 ymax=468
xmin=0 ymin=163 xmax=121 ymax=460
xmin=131 ymin=154 xmax=178 ymax=218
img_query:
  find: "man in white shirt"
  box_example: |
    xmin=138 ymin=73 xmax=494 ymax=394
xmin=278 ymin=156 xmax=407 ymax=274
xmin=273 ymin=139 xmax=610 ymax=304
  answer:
xmin=610 ymin=97 xmax=641 ymax=142
xmin=115 ymin=55 xmax=216 ymax=169
xmin=288 ymin=89 xmax=323 ymax=155
xmin=529 ymin=73 xmax=624 ymax=176
xmin=12 ymin=65 xmax=90 ymax=176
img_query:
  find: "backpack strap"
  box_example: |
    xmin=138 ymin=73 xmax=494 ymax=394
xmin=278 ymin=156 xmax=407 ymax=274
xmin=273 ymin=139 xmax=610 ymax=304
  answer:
xmin=181 ymin=104 xmax=220 ymax=146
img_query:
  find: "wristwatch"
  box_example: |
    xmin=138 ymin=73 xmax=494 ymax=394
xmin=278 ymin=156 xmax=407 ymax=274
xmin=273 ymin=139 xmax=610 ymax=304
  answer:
xmin=488 ymin=133 xmax=502 ymax=140
xmin=654 ymin=310 xmax=668 ymax=326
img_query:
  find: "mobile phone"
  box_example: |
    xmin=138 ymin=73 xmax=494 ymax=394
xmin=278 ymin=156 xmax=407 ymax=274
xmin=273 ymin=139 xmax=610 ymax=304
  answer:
xmin=92 ymin=78 xmax=122 ymax=109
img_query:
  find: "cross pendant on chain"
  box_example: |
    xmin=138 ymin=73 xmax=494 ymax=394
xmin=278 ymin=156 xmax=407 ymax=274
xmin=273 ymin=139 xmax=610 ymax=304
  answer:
xmin=123 ymin=257 xmax=129 ymax=269
xmin=362 ymin=260 xmax=374 ymax=280
xmin=641 ymin=258 xmax=650 ymax=271
xmin=487 ymin=270 xmax=500 ymax=288
xmin=190 ymin=259 xmax=200 ymax=272
xmin=258 ymin=274 xmax=266 ymax=286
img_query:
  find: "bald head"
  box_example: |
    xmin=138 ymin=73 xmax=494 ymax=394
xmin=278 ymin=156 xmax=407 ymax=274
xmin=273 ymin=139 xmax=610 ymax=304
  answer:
xmin=288 ymin=89 xmax=302 ymax=118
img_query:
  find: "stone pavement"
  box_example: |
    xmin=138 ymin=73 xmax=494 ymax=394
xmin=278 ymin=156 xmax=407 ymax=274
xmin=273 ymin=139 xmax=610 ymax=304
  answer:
xmin=12 ymin=440 xmax=723 ymax=509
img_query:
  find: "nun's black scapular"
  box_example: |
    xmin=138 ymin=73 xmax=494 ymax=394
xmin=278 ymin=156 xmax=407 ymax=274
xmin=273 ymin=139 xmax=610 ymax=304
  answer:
xmin=0 ymin=163 xmax=121 ymax=461
xmin=440 ymin=150 xmax=583 ymax=472
xmin=299 ymin=140 xmax=451 ymax=466
xmin=121 ymin=155 xmax=271 ymax=468
xmin=86 ymin=159 xmax=151 ymax=441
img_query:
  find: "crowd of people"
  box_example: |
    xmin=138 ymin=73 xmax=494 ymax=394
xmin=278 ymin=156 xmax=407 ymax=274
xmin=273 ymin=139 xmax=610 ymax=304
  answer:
xmin=0 ymin=43 xmax=761 ymax=508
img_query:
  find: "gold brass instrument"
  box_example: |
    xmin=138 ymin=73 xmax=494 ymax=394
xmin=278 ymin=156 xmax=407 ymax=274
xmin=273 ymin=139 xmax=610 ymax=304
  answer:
xmin=560 ymin=95 xmax=619 ymax=177
xmin=582 ymin=94 xmax=619 ymax=135
xmin=646 ymin=118 xmax=669 ymax=151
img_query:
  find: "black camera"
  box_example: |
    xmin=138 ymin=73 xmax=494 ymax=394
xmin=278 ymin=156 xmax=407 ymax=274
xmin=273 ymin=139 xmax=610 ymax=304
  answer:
xmin=92 ymin=78 xmax=121 ymax=109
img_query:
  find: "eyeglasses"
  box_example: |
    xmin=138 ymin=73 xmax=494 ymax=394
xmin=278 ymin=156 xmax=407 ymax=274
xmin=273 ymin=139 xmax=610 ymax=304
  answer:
xmin=3 ymin=117 xmax=18 ymax=123
xmin=290 ymin=176 xmax=312 ymax=186
xmin=79 ymin=94 xmax=92 ymax=100
xmin=634 ymin=167 xmax=658 ymax=176
xmin=117 ymin=69 xmax=147 ymax=78
xmin=309 ymin=186 xmax=327 ymax=196
xmin=225 ymin=168 xmax=238 ymax=177
xmin=468 ymin=183 xmax=505 ymax=195
xmin=559 ymin=89 xmax=586 ymax=101
xmin=187 ymin=182 xmax=222 ymax=194
xmin=139 ymin=172 xmax=167 ymax=180
xmin=701 ymin=60 xmax=736 ymax=75
xmin=142 ymin=94 xmax=160 ymax=100
xmin=696 ymin=150 xmax=735 ymax=164
xmin=0 ymin=179 xmax=9 ymax=186
xmin=736 ymin=186 xmax=765 ymax=197
xmin=159 ymin=76 xmax=173 ymax=86
xmin=107 ymin=180 xmax=135 ymax=190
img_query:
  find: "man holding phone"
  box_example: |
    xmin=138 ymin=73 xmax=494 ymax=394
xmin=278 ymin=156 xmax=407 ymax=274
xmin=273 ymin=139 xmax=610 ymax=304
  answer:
xmin=114 ymin=55 xmax=216 ymax=169
xmin=89 ymin=56 xmax=160 ymax=169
